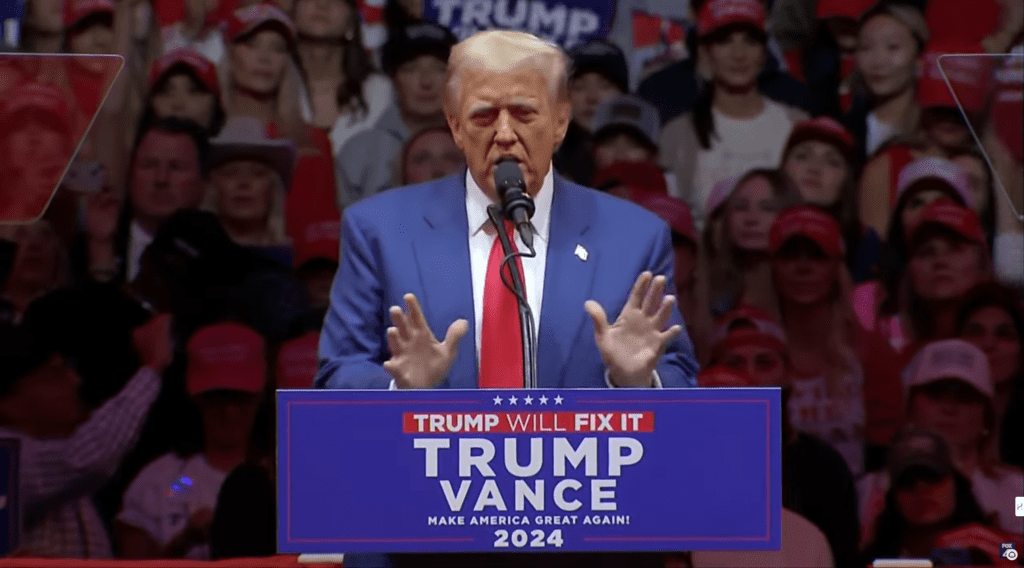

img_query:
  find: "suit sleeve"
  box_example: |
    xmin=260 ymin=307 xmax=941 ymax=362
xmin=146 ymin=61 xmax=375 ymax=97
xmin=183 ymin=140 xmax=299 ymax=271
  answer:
xmin=315 ymin=209 xmax=393 ymax=389
xmin=646 ymin=224 xmax=700 ymax=387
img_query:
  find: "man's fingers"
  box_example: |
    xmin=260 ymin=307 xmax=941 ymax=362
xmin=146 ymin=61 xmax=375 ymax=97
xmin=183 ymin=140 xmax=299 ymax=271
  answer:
xmin=382 ymin=359 xmax=400 ymax=380
xmin=389 ymin=306 xmax=411 ymax=340
xmin=642 ymin=275 xmax=667 ymax=316
xmin=386 ymin=326 xmax=402 ymax=355
xmin=585 ymin=300 xmax=609 ymax=336
xmin=653 ymin=295 xmax=676 ymax=329
xmin=404 ymin=293 xmax=428 ymax=329
xmin=626 ymin=271 xmax=652 ymax=309
xmin=660 ymin=324 xmax=683 ymax=345
xmin=443 ymin=319 xmax=469 ymax=350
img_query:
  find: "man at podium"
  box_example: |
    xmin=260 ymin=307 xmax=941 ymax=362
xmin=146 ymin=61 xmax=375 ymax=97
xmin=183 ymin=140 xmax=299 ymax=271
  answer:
xmin=315 ymin=29 xmax=698 ymax=567
xmin=316 ymin=29 xmax=698 ymax=393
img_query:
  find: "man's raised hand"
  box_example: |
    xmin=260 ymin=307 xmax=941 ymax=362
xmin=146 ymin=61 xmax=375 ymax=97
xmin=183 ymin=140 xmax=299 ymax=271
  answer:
xmin=585 ymin=272 xmax=682 ymax=387
xmin=383 ymin=293 xmax=469 ymax=389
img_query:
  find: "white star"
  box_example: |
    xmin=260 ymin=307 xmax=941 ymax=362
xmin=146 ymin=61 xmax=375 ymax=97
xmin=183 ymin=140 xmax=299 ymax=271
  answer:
xmin=554 ymin=395 xmax=564 ymax=405
xmin=524 ymin=396 xmax=533 ymax=405
xmin=539 ymin=395 xmax=548 ymax=405
xmin=509 ymin=396 xmax=518 ymax=405
xmin=493 ymin=396 xmax=503 ymax=405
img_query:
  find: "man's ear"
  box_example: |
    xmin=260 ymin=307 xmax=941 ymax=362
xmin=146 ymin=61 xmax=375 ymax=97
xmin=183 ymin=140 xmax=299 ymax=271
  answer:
xmin=553 ymin=98 xmax=572 ymax=147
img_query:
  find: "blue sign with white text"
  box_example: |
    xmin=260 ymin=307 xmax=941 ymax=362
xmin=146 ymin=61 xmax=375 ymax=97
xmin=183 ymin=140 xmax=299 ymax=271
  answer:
xmin=423 ymin=0 xmax=615 ymax=48
xmin=278 ymin=387 xmax=782 ymax=554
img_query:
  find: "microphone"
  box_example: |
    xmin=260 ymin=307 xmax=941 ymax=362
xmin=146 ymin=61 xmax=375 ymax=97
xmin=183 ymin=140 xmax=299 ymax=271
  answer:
xmin=493 ymin=159 xmax=535 ymax=252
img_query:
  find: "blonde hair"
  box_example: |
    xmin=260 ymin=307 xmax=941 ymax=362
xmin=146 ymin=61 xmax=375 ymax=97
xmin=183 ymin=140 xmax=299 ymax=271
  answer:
xmin=202 ymin=163 xmax=289 ymax=246
xmin=859 ymin=2 xmax=930 ymax=50
xmin=444 ymin=30 xmax=569 ymax=116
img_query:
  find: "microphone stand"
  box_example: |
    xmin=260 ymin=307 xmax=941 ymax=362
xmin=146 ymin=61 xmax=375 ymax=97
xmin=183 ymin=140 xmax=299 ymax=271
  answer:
xmin=487 ymin=204 xmax=538 ymax=389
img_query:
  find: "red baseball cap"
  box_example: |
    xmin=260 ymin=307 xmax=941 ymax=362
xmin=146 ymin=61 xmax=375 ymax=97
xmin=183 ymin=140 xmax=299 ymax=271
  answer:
xmin=698 ymin=0 xmax=766 ymax=37
xmin=148 ymin=48 xmax=220 ymax=95
xmin=769 ymin=205 xmax=845 ymax=258
xmin=276 ymin=331 xmax=319 ymax=389
xmin=698 ymin=364 xmax=753 ymax=387
xmin=918 ymin=40 xmax=991 ymax=113
xmin=784 ymin=117 xmax=856 ymax=165
xmin=186 ymin=322 xmax=267 ymax=396
xmin=64 ymin=0 xmax=115 ymax=28
xmin=710 ymin=305 xmax=788 ymax=360
xmin=815 ymin=0 xmax=875 ymax=20
xmin=293 ymin=219 xmax=341 ymax=268
xmin=1 ymin=81 xmax=72 ymax=133
xmin=631 ymin=191 xmax=698 ymax=244
xmin=909 ymin=198 xmax=986 ymax=247
xmin=225 ymin=2 xmax=296 ymax=47
xmin=591 ymin=161 xmax=668 ymax=196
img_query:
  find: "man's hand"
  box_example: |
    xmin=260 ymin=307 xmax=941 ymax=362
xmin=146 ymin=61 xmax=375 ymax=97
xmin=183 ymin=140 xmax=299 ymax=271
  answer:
xmin=934 ymin=523 xmax=1023 ymax=565
xmin=585 ymin=272 xmax=682 ymax=387
xmin=383 ymin=293 xmax=468 ymax=389
xmin=132 ymin=313 xmax=174 ymax=374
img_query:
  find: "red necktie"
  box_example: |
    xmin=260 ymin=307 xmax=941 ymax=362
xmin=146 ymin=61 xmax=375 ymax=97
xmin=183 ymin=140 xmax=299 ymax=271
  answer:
xmin=479 ymin=221 xmax=525 ymax=389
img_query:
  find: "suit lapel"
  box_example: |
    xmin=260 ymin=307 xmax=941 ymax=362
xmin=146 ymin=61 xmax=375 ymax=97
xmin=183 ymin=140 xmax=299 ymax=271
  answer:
xmin=537 ymin=177 xmax=596 ymax=387
xmin=413 ymin=177 xmax=478 ymax=389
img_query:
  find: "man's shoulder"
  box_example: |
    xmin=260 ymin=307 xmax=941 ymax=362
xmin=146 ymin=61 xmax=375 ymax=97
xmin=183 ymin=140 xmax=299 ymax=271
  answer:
xmin=558 ymin=178 xmax=669 ymax=241
xmin=344 ymin=175 xmax=462 ymax=225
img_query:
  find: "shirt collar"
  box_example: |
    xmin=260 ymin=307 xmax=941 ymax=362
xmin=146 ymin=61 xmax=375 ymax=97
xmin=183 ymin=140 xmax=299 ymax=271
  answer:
xmin=465 ymin=165 xmax=553 ymax=243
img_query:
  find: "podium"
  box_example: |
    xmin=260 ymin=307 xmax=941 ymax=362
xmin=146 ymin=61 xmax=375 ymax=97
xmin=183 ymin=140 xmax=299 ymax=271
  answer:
xmin=277 ymin=387 xmax=782 ymax=556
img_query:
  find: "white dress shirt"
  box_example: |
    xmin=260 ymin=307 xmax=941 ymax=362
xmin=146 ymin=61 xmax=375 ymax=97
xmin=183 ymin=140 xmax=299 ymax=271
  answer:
xmin=465 ymin=167 xmax=552 ymax=365
xmin=127 ymin=220 xmax=154 ymax=283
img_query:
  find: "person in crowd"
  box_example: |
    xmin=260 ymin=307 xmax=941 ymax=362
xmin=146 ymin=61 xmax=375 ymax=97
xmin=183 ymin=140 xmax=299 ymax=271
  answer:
xmin=203 ymin=117 xmax=296 ymax=261
xmin=335 ymin=21 xmax=455 ymax=208
xmin=209 ymin=461 xmax=276 ymax=559
xmin=955 ymin=282 xmax=1024 ymax=468
xmin=779 ymin=117 xmax=876 ymax=281
xmin=143 ymin=47 xmax=227 ymax=135
xmin=553 ymin=39 xmax=629 ymax=186
xmin=116 ymin=321 xmax=268 ymax=559
xmin=20 ymin=0 xmax=66 ymax=52
xmin=0 ymin=314 xmax=173 ymax=558
xmin=692 ymin=169 xmax=802 ymax=355
xmin=659 ymin=0 xmax=808 ymax=228
xmin=638 ymin=0 xmax=812 ymax=126
xmin=591 ymin=161 xmax=669 ymax=200
xmin=394 ymin=125 xmax=465 ymax=186
xmin=77 ymin=116 xmax=209 ymax=284
xmin=842 ymin=2 xmax=928 ymax=162
xmin=588 ymin=95 xmax=676 ymax=192
xmin=707 ymin=307 xmax=859 ymax=568
xmin=857 ymin=39 xmax=991 ymax=239
xmin=220 ymin=2 xmax=340 ymax=249
xmin=948 ymin=147 xmax=997 ymax=248
xmin=160 ymin=0 xmax=232 ymax=64
xmin=0 ymin=221 xmax=68 ymax=325
xmin=276 ymin=329 xmax=320 ymax=389
xmin=768 ymin=205 xmax=866 ymax=477
xmin=292 ymin=0 xmax=392 ymax=156
xmin=290 ymin=225 xmax=339 ymax=311
xmin=860 ymin=429 xmax=1019 ymax=564
xmin=854 ymin=159 xmax=976 ymax=350
xmin=0 ymin=81 xmax=76 ymax=223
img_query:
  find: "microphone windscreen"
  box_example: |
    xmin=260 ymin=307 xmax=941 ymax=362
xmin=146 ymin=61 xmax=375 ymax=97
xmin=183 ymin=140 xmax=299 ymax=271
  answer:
xmin=493 ymin=159 xmax=524 ymax=198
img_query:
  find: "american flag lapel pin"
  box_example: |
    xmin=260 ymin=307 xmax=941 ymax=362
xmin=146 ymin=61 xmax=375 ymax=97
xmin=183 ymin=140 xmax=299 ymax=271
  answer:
xmin=574 ymin=244 xmax=588 ymax=261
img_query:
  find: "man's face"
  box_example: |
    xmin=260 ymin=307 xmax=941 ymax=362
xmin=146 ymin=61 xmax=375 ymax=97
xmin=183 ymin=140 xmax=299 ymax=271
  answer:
xmin=447 ymin=68 xmax=570 ymax=200
xmin=394 ymin=55 xmax=447 ymax=121
xmin=130 ymin=130 xmax=204 ymax=227
xmin=568 ymin=71 xmax=622 ymax=131
xmin=5 ymin=117 xmax=72 ymax=203
xmin=211 ymin=158 xmax=276 ymax=225
xmin=18 ymin=355 xmax=87 ymax=439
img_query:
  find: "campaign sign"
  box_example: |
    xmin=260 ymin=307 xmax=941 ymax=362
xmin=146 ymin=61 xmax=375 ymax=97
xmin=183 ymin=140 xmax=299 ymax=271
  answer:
xmin=0 ymin=438 xmax=20 ymax=557
xmin=423 ymin=0 xmax=615 ymax=49
xmin=278 ymin=387 xmax=782 ymax=554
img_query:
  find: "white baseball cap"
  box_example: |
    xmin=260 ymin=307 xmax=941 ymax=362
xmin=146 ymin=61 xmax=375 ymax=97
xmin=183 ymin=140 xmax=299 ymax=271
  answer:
xmin=903 ymin=338 xmax=993 ymax=398
xmin=896 ymin=157 xmax=972 ymax=207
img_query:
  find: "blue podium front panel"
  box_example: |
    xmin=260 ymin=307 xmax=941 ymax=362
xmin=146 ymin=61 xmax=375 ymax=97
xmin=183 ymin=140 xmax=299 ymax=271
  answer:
xmin=278 ymin=387 xmax=781 ymax=554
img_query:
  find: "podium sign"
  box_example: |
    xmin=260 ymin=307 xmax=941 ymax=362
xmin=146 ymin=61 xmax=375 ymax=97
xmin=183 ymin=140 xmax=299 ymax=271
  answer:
xmin=278 ymin=388 xmax=782 ymax=554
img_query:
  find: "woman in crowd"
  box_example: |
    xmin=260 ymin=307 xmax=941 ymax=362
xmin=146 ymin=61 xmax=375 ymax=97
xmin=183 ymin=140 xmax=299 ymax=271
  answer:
xmin=203 ymin=117 xmax=296 ymax=262
xmin=861 ymin=429 xmax=1012 ymax=564
xmin=0 ymin=221 xmax=69 ymax=324
xmin=143 ymin=48 xmax=227 ymax=135
xmin=658 ymin=0 xmax=807 ymax=229
xmin=780 ymin=117 xmax=877 ymax=280
xmin=956 ymin=282 xmax=1024 ymax=468
xmin=843 ymin=2 xmax=928 ymax=162
xmin=393 ymin=125 xmax=465 ymax=186
xmin=292 ymin=0 xmax=392 ymax=156
xmin=117 ymin=321 xmax=269 ymax=559
xmin=219 ymin=2 xmax=340 ymax=247
xmin=767 ymin=205 xmax=866 ymax=477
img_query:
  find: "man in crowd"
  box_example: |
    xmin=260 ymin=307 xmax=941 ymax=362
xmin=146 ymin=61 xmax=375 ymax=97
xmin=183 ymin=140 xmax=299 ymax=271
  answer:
xmin=0 ymin=314 xmax=173 ymax=558
xmin=335 ymin=22 xmax=456 ymax=208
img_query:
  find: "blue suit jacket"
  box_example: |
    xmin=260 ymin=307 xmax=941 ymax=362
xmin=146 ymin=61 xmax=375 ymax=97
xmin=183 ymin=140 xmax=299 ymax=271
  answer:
xmin=315 ymin=172 xmax=698 ymax=390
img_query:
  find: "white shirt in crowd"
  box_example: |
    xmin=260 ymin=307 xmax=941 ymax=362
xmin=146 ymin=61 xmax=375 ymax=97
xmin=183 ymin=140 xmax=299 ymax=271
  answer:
xmin=787 ymin=369 xmax=867 ymax=478
xmin=692 ymin=99 xmax=798 ymax=227
xmin=117 ymin=453 xmax=230 ymax=560
xmin=127 ymin=220 xmax=154 ymax=283
xmin=865 ymin=112 xmax=901 ymax=157
xmin=161 ymin=25 xmax=226 ymax=65
xmin=691 ymin=508 xmax=834 ymax=568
